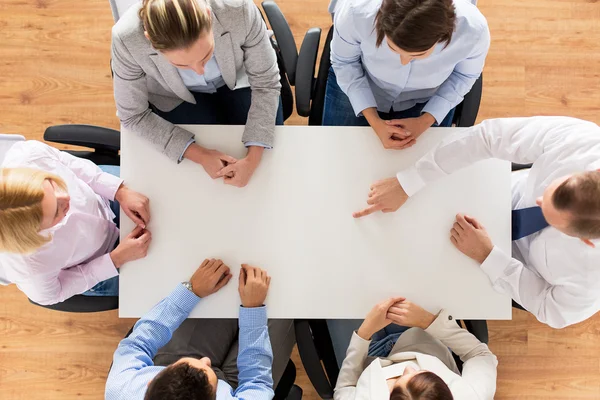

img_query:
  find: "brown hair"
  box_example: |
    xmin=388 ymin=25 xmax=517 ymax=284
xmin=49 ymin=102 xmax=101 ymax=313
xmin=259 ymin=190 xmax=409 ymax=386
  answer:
xmin=140 ymin=0 xmax=212 ymax=51
xmin=390 ymin=371 xmax=454 ymax=400
xmin=0 ymin=168 xmax=67 ymax=254
xmin=552 ymin=171 xmax=600 ymax=239
xmin=145 ymin=362 xmax=216 ymax=400
xmin=375 ymin=0 xmax=456 ymax=52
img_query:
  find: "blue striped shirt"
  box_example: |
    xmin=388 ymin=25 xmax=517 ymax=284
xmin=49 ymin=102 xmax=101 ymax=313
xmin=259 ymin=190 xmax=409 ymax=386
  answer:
xmin=105 ymin=284 xmax=274 ymax=400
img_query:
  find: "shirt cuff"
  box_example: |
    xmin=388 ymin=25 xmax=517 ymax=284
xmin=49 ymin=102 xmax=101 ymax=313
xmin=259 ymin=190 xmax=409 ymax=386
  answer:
xmin=424 ymin=309 xmax=453 ymax=336
xmin=239 ymin=305 xmax=268 ymax=328
xmin=396 ymin=166 xmax=425 ymax=197
xmin=421 ymin=95 xmax=454 ymax=125
xmin=169 ymin=284 xmax=202 ymax=314
xmin=94 ymin=173 xmax=124 ymax=201
xmin=90 ymin=253 xmax=120 ymax=283
xmin=178 ymin=138 xmax=196 ymax=163
xmin=480 ymin=245 xmax=513 ymax=285
xmin=347 ymin=88 xmax=378 ymax=117
xmin=244 ymin=141 xmax=272 ymax=149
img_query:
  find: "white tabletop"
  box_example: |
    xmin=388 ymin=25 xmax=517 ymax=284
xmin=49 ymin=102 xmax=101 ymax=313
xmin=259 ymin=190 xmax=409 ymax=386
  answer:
xmin=119 ymin=125 xmax=512 ymax=319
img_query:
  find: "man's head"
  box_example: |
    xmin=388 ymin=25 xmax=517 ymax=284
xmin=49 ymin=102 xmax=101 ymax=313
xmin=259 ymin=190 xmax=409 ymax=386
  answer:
xmin=388 ymin=368 xmax=454 ymax=399
xmin=145 ymin=357 xmax=218 ymax=400
xmin=537 ymin=170 xmax=600 ymax=245
xmin=375 ymin=0 xmax=456 ymax=65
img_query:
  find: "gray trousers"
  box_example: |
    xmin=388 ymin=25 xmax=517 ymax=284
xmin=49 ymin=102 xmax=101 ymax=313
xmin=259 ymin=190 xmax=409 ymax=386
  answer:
xmin=153 ymin=319 xmax=295 ymax=388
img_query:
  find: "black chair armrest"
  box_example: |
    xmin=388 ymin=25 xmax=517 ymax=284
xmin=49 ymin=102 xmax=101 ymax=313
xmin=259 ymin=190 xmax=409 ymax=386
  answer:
xmin=455 ymin=74 xmax=483 ymax=128
xmin=296 ymin=27 xmax=322 ymax=117
xmin=44 ymin=124 xmax=120 ymax=152
xmin=295 ymin=320 xmax=336 ymax=399
xmin=29 ymin=295 xmax=119 ymax=313
xmin=262 ymin=1 xmax=299 ymax=85
xmin=462 ymin=320 xmax=489 ymax=344
xmin=308 ymin=26 xmax=334 ymax=126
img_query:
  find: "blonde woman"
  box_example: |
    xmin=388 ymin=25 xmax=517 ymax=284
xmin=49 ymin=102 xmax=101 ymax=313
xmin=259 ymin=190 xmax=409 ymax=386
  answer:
xmin=112 ymin=0 xmax=283 ymax=188
xmin=0 ymin=141 xmax=151 ymax=305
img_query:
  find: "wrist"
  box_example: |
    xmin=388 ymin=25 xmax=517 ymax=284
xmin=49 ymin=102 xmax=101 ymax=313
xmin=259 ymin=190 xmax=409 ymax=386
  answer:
xmin=420 ymin=313 xmax=436 ymax=330
xmin=245 ymin=146 xmax=264 ymax=163
xmin=477 ymin=245 xmax=494 ymax=264
xmin=419 ymin=112 xmax=436 ymax=127
xmin=362 ymin=108 xmax=381 ymax=127
xmin=114 ymin=184 xmax=126 ymax=202
xmin=110 ymin=249 xmax=123 ymax=269
xmin=184 ymin=143 xmax=207 ymax=164
xmin=357 ymin=325 xmax=374 ymax=340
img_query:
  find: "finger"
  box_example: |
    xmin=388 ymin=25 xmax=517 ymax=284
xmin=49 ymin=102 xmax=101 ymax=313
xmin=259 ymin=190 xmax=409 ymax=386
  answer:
xmin=456 ymin=214 xmax=471 ymax=230
xmin=137 ymin=202 xmax=151 ymax=226
xmin=385 ymin=138 xmax=409 ymax=150
xmin=450 ymin=235 xmax=459 ymax=247
xmin=451 ymin=228 xmax=460 ymax=238
xmin=217 ymin=164 xmax=236 ymax=178
xmin=224 ymin=176 xmax=242 ymax=187
xmin=242 ymin=264 xmax=255 ymax=278
xmin=215 ymin=273 xmax=232 ymax=291
xmin=353 ymin=204 xmax=383 ymax=218
xmin=211 ymin=259 xmax=224 ymax=271
xmin=464 ymin=214 xmax=482 ymax=229
xmin=453 ymin=222 xmax=464 ymax=233
xmin=200 ymin=259 xmax=210 ymax=269
xmin=137 ymin=231 xmax=151 ymax=243
xmin=205 ymin=258 xmax=217 ymax=270
xmin=398 ymin=139 xmax=416 ymax=150
xmin=385 ymin=297 xmax=405 ymax=308
xmin=125 ymin=208 xmax=145 ymax=228
xmin=239 ymin=267 xmax=246 ymax=288
xmin=220 ymin=154 xmax=238 ymax=164
xmin=215 ymin=262 xmax=228 ymax=277
xmin=266 ymin=276 xmax=271 ymax=287
xmin=388 ymin=126 xmax=411 ymax=138
xmin=128 ymin=225 xmax=144 ymax=239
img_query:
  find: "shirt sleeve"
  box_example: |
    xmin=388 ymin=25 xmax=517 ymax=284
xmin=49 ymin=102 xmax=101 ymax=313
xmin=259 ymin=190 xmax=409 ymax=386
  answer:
xmin=425 ymin=309 xmax=497 ymax=399
xmin=22 ymin=253 xmax=118 ymax=305
xmin=396 ymin=117 xmax=598 ymax=197
xmin=333 ymin=332 xmax=370 ymax=400
xmin=481 ymin=245 xmax=598 ymax=329
xmin=244 ymin=141 xmax=271 ymax=149
xmin=422 ymin=26 xmax=491 ymax=124
xmin=233 ymin=306 xmax=274 ymax=400
xmin=105 ymin=284 xmax=200 ymax=400
xmin=330 ymin=5 xmax=377 ymax=116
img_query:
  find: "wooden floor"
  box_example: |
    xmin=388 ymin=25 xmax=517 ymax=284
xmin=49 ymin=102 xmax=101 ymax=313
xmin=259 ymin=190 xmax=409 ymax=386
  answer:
xmin=0 ymin=0 xmax=599 ymax=398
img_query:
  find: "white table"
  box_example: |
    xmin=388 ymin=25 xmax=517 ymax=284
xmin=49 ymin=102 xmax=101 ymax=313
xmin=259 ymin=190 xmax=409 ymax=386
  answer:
xmin=119 ymin=125 xmax=512 ymax=320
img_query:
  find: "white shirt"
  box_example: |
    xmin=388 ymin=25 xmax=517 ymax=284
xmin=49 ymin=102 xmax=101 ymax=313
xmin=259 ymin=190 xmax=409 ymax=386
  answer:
xmin=1 ymin=141 xmax=123 ymax=305
xmin=397 ymin=117 xmax=600 ymax=329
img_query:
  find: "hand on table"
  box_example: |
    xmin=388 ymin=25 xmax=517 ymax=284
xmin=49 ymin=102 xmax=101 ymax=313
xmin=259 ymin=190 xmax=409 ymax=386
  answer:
xmin=217 ymin=146 xmax=264 ymax=188
xmin=385 ymin=113 xmax=436 ymax=146
xmin=190 ymin=258 xmax=233 ymax=298
xmin=110 ymin=226 xmax=152 ymax=268
xmin=371 ymin=118 xmax=413 ymax=150
xmin=386 ymin=299 xmax=436 ymax=330
xmin=238 ymin=264 xmax=271 ymax=308
xmin=450 ymin=213 xmax=494 ymax=264
xmin=184 ymin=143 xmax=238 ymax=179
xmin=357 ymin=297 xmax=405 ymax=340
xmin=115 ymin=185 xmax=150 ymax=228
xmin=353 ymin=177 xmax=409 ymax=218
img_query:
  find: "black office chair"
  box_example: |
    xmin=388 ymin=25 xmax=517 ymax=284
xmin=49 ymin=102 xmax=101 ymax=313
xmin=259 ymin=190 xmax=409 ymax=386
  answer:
xmin=295 ymin=318 xmax=489 ymax=399
xmin=26 ymin=124 xmax=121 ymax=313
xmin=108 ymin=326 xmax=303 ymax=399
xmin=261 ymin=1 xmax=484 ymax=127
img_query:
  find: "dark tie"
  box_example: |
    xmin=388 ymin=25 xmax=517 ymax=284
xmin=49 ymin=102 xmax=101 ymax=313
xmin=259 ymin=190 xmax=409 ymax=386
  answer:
xmin=512 ymin=206 xmax=549 ymax=240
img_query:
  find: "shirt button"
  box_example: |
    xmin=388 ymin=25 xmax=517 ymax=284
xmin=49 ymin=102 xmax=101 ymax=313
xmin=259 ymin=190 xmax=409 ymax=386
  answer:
xmin=448 ymin=315 xmax=453 ymax=321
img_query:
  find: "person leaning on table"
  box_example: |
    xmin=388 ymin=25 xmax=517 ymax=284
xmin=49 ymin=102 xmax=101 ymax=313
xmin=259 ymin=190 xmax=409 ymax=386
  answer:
xmin=105 ymin=260 xmax=295 ymax=400
xmin=111 ymin=0 xmax=283 ymax=188
xmin=333 ymin=297 xmax=497 ymax=400
xmin=323 ymin=0 xmax=490 ymax=150
xmin=0 ymin=140 xmax=151 ymax=305
xmin=355 ymin=116 xmax=600 ymax=329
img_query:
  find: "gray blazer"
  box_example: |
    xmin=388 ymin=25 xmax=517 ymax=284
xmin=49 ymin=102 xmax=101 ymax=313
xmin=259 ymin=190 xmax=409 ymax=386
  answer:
xmin=111 ymin=0 xmax=281 ymax=161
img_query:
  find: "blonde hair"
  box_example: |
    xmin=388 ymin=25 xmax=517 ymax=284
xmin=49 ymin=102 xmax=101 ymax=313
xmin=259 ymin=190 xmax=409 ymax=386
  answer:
xmin=0 ymin=168 xmax=67 ymax=254
xmin=140 ymin=0 xmax=212 ymax=51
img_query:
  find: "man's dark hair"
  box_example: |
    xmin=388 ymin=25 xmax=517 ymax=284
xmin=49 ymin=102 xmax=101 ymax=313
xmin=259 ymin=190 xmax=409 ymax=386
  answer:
xmin=552 ymin=171 xmax=600 ymax=239
xmin=145 ymin=362 xmax=216 ymax=400
xmin=390 ymin=371 xmax=454 ymax=400
xmin=375 ymin=0 xmax=456 ymax=52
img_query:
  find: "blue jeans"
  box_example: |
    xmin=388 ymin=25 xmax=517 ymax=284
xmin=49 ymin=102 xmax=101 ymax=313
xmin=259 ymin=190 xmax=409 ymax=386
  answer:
xmin=322 ymin=67 xmax=455 ymax=127
xmin=327 ymin=319 xmax=409 ymax=367
xmin=152 ymin=86 xmax=284 ymax=126
xmin=82 ymin=164 xmax=121 ymax=297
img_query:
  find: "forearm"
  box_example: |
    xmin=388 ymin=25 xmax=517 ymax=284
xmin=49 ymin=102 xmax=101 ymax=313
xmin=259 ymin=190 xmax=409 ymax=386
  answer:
xmin=334 ymin=332 xmax=370 ymax=392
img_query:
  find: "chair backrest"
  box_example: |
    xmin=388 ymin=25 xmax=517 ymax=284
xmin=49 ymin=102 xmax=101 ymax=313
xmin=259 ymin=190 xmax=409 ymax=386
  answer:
xmin=108 ymin=0 xmax=140 ymax=22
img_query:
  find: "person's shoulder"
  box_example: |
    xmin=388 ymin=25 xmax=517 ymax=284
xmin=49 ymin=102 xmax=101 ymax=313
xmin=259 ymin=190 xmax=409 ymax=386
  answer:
xmin=209 ymin=0 xmax=248 ymax=14
xmin=112 ymin=3 xmax=146 ymax=44
xmin=453 ymin=0 xmax=488 ymax=35
xmin=338 ymin=0 xmax=381 ymax=19
xmin=2 ymin=140 xmax=53 ymax=167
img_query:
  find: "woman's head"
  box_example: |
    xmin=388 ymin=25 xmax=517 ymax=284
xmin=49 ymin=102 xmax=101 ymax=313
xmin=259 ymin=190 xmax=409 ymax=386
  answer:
xmin=140 ymin=0 xmax=214 ymax=74
xmin=389 ymin=368 xmax=453 ymax=399
xmin=375 ymin=0 xmax=456 ymax=65
xmin=0 ymin=168 xmax=70 ymax=254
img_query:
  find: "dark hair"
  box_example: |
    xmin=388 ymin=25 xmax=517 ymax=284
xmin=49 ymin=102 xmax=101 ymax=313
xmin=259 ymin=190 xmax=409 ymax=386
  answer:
xmin=140 ymin=0 xmax=212 ymax=51
xmin=390 ymin=371 xmax=454 ymax=400
xmin=145 ymin=362 xmax=216 ymax=400
xmin=375 ymin=0 xmax=456 ymax=52
xmin=552 ymin=171 xmax=600 ymax=239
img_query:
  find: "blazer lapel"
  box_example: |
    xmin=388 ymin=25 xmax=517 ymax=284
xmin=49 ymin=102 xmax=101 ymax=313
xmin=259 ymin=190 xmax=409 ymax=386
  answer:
xmin=149 ymin=53 xmax=196 ymax=104
xmin=211 ymin=12 xmax=237 ymax=89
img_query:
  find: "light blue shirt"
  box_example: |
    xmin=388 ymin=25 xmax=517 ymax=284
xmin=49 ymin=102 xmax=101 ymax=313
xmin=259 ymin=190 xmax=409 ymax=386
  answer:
xmin=331 ymin=0 xmax=490 ymax=123
xmin=105 ymin=284 xmax=274 ymax=400
xmin=177 ymin=55 xmax=226 ymax=94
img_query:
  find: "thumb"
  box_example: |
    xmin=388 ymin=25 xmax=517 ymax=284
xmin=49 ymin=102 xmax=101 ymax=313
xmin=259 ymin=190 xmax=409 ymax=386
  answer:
xmin=128 ymin=225 xmax=144 ymax=239
xmin=220 ymin=154 xmax=238 ymax=164
xmin=125 ymin=208 xmax=145 ymax=228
